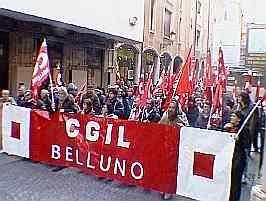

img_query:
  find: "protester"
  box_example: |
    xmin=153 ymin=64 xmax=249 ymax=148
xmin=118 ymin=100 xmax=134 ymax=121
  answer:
xmin=55 ymin=87 xmax=78 ymax=113
xmin=186 ymin=97 xmax=199 ymax=127
xmin=22 ymin=90 xmax=37 ymax=109
xmin=80 ymin=98 xmax=94 ymax=115
xmin=80 ymin=85 xmax=101 ymax=115
xmin=105 ymin=88 xmax=124 ymax=119
xmin=15 ymin=85 xmax=25 ymax=106
xmin=223 ymin=111 xmax=248 ymax=201
xmin=195 ymin=103 xmax=210 ymax=129
xmin=37 ymin=89 xmax=53 ymax=111
xmin=0 ymin=89 xmax=16 ymax=108
xmin=139 ymin=99 xmax=161 ymax=123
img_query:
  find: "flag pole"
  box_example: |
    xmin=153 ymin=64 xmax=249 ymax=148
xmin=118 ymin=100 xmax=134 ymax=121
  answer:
xmin=235 ymin=99 xmax=262 ymax=139
xmin=207 ymin=86 xmax=214 ymax=129
xmin=44 ymin=38 xmax=55 ymax=111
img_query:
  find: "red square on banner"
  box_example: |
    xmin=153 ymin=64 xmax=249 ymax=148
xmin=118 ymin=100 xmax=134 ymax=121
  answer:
xmin=11 ymin=121 xmax=20 ymax=140
xmin=193 ymin=152 xmax=215 ymax=179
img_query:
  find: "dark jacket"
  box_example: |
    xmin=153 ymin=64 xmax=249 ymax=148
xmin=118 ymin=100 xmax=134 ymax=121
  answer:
xmin=56 ymin=96 xmax=78 ymax=113
xmin=106 ymin=98 xmax=124 ymax=119
xmin=139 ymin=108 xmax=161 ymax=123
xmin=15 ymin=95 xmax=25 ymax=107
xmin=37 ymin=97 xmax=52 ymax=112
xmin=195 ymin=113 xmax=210 ymax=129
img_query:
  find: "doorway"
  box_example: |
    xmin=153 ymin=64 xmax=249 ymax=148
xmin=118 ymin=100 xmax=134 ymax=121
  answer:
xmin=0 ymin=32 xmax=9 ymax=91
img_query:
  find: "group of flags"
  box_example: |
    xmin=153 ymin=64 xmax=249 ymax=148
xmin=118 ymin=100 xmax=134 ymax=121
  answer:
xmin=31 ymin=39 xmax=263 ymax=125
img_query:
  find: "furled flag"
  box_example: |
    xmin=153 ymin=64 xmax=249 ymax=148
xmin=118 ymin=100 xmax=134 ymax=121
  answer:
xmin=217 ymin=47 xmax=227 ymax=92
xmin=232 ymin=80 xmax=238 ymax=102
xmin=203 ymin=49 xmax=213 ymax=104
xmin=138 ymin=67 xmax=154 ymax=108
xmin=31 ymin=39 xmax=51 ymax=94
xmin=209 ymin=78 xmax=223 ymax=128
xmin=244 ymin=69 xmax=252 ymax=92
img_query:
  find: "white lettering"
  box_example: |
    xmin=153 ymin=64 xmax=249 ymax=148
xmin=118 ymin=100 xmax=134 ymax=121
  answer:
xmin=131 ymin=162 xmax=144 ymax=180
xmin=104 ymin=124 xmax=113 ymax=145
xmin=86 ymin=152 xmax=95 ymax=169
xmin=117 ymin=126 xmax=130 ymax=149
xmin=86 ymin=121 xmax=100 ymax=142
xmin=114 ymin=158 xmax=126 ymax=177
xmin=51 ymin=144 xmax=61 ymax=160
xmin=66 ymin=146 xmax=73 ymax=162
xmin=76 ymin=150 xmax=83 ymax=165
xmin=100 ymin=155 xmax=111 ymax=172
xmin=66 ymin=118 xmax=80 ymax=138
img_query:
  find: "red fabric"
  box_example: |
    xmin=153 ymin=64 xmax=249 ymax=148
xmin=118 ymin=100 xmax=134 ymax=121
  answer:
xmin=30 ymin=111 xmax=179 ymax=193
xmin=210 ymin=78 xmax=223 ymax=127
xmin=175 ymin=48 xmax=192 ymax=95
xmin=193 ymin=152 xmax=215 ymax=179
xmin=11 ymin=121 xmax=20 ymax=140
xmin=217 ymin=48 xmax=227 ymax=92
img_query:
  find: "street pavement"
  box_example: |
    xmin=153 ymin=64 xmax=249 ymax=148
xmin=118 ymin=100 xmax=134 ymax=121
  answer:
xmin=0 ymin=152 xmax=260 ymax=201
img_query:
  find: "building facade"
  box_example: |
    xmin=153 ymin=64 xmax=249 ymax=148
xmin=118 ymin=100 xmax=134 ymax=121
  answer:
xmin=0 ymin=0 xmax=145 ymax=93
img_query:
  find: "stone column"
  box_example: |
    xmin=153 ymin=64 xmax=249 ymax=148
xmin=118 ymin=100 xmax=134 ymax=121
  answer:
xmin=134 ymin=52 xmax=142 ymax=84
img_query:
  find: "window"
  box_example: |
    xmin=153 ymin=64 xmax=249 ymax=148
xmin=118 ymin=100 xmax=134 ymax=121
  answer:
xmin=150 ymin=0 xmax=156 ymax=31
xmin=164 ymin=9 xmax=172 ymax=38
xmin=196 ymin=30 xmax=200 ymax=47
xmin=197 ymin=1 xmax=202 ymax=14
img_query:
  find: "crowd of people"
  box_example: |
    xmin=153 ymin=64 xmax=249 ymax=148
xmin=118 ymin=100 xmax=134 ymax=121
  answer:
xmin=0 ymin=79 xmax=266 ymax=201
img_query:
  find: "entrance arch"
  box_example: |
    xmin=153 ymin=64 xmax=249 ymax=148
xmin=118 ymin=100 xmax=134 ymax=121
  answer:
xmin=142 ymin=47 xmax=160 ymax=84
xmin=115 ymin=43 xmax=141 ymax=84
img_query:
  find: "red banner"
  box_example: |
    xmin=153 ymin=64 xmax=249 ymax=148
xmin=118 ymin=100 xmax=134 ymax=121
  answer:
xmin=30 ymin=111 xmax=179 ymax=193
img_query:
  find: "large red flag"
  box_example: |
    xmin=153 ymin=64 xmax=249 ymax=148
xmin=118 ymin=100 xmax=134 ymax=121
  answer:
xmin=162 ymin=47 xmax=192 ymax=111
xmin=31 ymin=39 xmax=51 ymax=94
xmin=174 ymin=48 xmax=192 ymax=95
xmin=203 ymin=50 xmax=213 ymax=104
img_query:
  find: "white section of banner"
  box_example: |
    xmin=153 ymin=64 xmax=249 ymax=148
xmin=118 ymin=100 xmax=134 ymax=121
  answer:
xmin=176 ymin=127 xmax=235 ymax=201
xmin=2 ymin=104 xmax=31 ymax=158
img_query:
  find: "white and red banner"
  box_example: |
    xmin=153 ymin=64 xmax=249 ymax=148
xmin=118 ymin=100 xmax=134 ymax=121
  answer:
xmin=2 ymin=105 xmax=235 ymax=201
xmin=31 ymin=39 xmax=50 ymax=92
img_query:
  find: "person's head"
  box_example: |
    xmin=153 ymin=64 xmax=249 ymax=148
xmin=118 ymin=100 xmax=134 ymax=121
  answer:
xmin=58 ymin=87 xmax=68 ymax=102
xmin=83 ymin=98 xmax=93 ymax=112
xmin=168 ymin=101 xmax=178 ymax=120
xmin=146 ymin=99 xmax=152 ymax=110
xmin=67 ymin=83 xmax=78 ymax=97
xmin=87 ymin=84 xmax=95 ymax=95
xmin=230 ymin=111 xmax=243 ymax=126
xmin=117 ymin=88 xmax=123 ymax=98
xmin=1 ymin=89 xmax=10 ymax=101
xmin=238 ymin=91 xmax=250 ymax=107
xmin=127 ymin=87 xmax=134 ymax=97
xmin=108 ymin=88 xmax=117 ymax=100
xmin=17 ymin=85 xmax=25 ymax=97
xmin=202 ymin=103 xmax=210 ymax=114
xmin=24 ymin=90 xmax=33 ymax=101
xmin=40 ymin=89 xmax=49 ymax=99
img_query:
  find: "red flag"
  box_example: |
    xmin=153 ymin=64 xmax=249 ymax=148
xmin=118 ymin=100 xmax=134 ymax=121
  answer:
xmin=75 ymin=82 xmax=87 ymax=103
xmin=203 ymin=50 xmax=213 ymax=104
xmin=31 ymin=39 xmax=51 ymax=94
xmin=210 ymin=78 xmax=223 ymax=128
xmin=162 ymin=47 xmax=192 ymax=111
xmin=217 ymin=47 xmax=227 ymax=92
xmin=175 ymin=48 xmax=192 ymax=95
xmin=138 ymin=67 xmax=154 ymax=107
